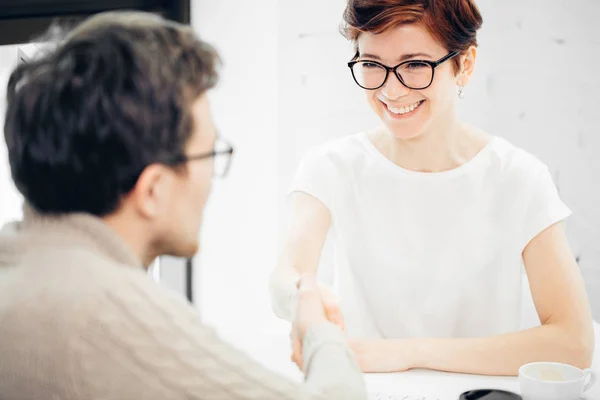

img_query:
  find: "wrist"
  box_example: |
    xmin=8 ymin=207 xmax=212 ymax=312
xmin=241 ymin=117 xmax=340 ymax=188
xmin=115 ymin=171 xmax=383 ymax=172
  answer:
xmin=385 ymin=338 xmax=422 ymax=370
xmin=269 ymin=269 xmax=301 ymax=321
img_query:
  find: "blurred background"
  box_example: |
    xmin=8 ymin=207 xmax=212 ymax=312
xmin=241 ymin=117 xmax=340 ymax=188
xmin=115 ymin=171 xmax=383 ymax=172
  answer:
xmin=0 ymin=0 xmax=598 ymax=355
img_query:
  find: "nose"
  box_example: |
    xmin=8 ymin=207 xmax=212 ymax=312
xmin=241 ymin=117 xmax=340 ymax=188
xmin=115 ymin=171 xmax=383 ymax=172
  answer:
xmin=380 ymin=72 xmax=410 ymax=100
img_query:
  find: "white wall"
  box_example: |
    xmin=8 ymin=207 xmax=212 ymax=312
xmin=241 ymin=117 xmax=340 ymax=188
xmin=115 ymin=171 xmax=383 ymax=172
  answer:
xmin=472 ymin=0 xmax=600 ymax=317
xmin=191 ymin=0 xmax=287 ymax=340
xmin=190 ymin=0 xmax=373 ymax=340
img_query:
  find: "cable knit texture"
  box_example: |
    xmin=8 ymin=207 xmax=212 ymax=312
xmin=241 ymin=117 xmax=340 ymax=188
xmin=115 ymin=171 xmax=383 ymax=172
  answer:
xmin=0 ymin=206 xmax=366 ymax=400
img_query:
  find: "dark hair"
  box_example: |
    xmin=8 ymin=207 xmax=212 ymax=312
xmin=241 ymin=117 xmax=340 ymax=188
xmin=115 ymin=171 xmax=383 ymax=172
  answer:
xmin=341 ymin=0 xmax=483 ymax=71
xmin=4 ymin=11 xmax=220 ymax=216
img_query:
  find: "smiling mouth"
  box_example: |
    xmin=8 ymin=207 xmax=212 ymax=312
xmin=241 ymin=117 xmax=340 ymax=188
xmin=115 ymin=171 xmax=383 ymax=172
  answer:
xmin=381 ymin=99 xmax=424 ymax=116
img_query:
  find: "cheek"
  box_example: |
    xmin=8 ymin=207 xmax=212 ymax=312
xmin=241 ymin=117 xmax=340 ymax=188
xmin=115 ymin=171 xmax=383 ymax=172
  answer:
xmin=174 ymin=166 xmax=211 ymax=214
xmin=365 ymin=91 xmax=382 ymax=113
xmin=434 ymin=70 xmax=459 ymax=97
xmin=192 ymin=166 xmax=212 ymax=204
xmin=423 ymin=79 xmax=456 ymax=110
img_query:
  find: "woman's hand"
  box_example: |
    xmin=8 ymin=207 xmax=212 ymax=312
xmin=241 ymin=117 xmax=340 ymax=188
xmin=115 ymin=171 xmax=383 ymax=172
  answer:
xmin=316 ymin=282 xmax=346 ymax=330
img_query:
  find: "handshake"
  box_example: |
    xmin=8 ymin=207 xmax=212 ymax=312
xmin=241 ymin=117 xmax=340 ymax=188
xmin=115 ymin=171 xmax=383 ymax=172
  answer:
xmin=290 ymin=275 xmax=346 ymax=370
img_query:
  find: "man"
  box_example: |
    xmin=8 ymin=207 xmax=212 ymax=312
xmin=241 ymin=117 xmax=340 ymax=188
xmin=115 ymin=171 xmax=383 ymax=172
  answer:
xmin=0 ymin=11 xmax=366 ymax=400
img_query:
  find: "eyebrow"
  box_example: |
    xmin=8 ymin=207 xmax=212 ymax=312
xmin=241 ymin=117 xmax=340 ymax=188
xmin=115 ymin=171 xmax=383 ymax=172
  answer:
xmin=359 ymin=52 xmax=433 ymax=62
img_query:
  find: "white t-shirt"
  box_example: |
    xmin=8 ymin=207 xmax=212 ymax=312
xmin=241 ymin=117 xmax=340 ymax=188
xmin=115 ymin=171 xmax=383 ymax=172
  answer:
xmin=290 ymin=133 xmax=571 ymax=339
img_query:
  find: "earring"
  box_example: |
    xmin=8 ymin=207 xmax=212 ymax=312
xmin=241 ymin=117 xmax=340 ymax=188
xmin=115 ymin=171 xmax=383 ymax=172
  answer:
xmin=457 ymin=85 xmax=465 ymax=99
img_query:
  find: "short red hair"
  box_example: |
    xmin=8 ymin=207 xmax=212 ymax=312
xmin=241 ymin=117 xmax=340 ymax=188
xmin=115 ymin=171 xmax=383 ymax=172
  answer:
xmin=341 ymin=0 xmax=483 ymax=71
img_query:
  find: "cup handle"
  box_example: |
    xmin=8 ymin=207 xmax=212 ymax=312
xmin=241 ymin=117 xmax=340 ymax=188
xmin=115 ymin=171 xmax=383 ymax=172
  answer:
xmin=583 ymin=368 xmax=596 ymax=392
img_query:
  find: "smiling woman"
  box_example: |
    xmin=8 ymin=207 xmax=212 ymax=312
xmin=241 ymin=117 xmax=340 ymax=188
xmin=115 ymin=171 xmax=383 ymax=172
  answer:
xmin=344 ymin=1 xmax=481 ymax=142
xmin=270 ymin=0 xmax=595 ymax=377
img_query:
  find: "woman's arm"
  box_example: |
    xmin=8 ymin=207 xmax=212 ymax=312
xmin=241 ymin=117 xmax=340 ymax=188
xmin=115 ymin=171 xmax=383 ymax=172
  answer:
xmin=351 ymin=222 xmax=595 ymax=375
xmin=269 ymin=192 xmax=332 ymax=321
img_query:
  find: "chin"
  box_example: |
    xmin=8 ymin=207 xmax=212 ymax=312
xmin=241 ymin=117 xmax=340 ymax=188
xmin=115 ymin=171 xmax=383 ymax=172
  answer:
xmin=382 ymin=120 xmax=430 ymax=141
xmin=386 ymin=124 xmax=424 ymax=140
xmin=179 ymin=241 xmax=200 ymax=259
xmin=163 ymin=239 xmax=199 ymax=259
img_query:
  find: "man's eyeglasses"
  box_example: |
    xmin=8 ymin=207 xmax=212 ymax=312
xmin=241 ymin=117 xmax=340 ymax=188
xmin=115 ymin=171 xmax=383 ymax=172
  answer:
xmin=347 ymin=51 xmax=459 ymax=90
xmin=170 ymin=136 xmax=234 ymax=178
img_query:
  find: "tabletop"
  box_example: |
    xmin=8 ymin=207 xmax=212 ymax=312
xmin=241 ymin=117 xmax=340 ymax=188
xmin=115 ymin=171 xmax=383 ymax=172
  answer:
xmin=229 ymin=322 xmax=600 ymax=400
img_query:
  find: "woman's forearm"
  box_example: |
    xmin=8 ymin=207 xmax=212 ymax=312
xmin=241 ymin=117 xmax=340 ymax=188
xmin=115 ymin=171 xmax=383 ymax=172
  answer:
xmin=412 ymin=323 xmax=593 ymax=375
xmin=355 ymin=323 xmax=594 ymax=375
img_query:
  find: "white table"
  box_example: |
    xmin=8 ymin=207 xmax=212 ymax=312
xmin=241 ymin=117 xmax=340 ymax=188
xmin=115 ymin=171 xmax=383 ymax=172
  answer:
xmin=230 ymin=321 xmax=600 ymax=400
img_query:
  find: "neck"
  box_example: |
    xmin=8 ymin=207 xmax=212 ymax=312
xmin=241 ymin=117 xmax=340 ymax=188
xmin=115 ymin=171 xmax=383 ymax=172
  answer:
xmin=102 ymin=212 xmax=156 ymax=268
xmin=378 ymin=115 xmax=488 ymax=173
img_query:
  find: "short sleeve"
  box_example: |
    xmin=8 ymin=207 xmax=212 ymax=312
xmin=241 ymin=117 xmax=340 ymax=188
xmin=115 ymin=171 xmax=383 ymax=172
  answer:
xmin=289 ymin=147 xmax=337 ymax=211
xmin=521 ymin=166 xmax=572 ymax=249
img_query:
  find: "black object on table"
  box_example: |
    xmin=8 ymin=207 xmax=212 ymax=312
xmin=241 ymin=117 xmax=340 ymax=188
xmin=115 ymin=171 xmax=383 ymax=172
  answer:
xmin=459 ymin=389 xmax=522 ymax=400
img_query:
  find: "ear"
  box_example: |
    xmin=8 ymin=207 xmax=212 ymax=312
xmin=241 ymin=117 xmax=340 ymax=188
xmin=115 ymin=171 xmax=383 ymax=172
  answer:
xmin=457 ymin=46 xmax=477 ymax=86
xmin=128 ymin=164 xmax=174 ymax=219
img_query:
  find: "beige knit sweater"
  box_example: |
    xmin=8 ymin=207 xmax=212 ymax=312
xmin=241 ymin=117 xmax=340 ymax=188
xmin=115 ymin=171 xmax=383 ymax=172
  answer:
xmin=0 ymin=206 xmax=366 ymax=400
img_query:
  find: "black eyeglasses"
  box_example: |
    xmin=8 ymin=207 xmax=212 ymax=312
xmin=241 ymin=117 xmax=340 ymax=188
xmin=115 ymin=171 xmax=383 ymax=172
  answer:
xmin=347 ymin=51 xmax=459 ymax=90
xmin=170 ymin=135 xmax=235 ymax=178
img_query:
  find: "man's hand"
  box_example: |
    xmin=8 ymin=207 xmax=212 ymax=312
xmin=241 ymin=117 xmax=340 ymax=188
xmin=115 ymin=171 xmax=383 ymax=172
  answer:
xmin=290 ymin=275 xmax=331 ymax=371
xmin=290 ymin=332 xmax=303 ymax=369
xmin=290 ymin=281 xmax=345 ymax=370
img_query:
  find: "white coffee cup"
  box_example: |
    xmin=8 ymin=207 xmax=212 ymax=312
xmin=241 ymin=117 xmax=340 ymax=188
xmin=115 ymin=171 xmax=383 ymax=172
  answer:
xmin=519 ymin=361 xmax=596 ymax=400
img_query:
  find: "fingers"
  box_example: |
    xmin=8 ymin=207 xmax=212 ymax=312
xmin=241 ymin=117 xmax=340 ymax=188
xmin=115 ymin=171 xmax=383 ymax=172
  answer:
xmin=323 ymin=301 xmax=345 ymax=330
xmin=329 ymin=312 xmax=345 ymax=331
xmin=291 ymin=333 xmax=302 ymax=354
xmin=291 ymin=351 xmax=303 ymax=370
xmin=290 ymin=334 xmax=304 ymax=370
xmin=318 ymin=284 xmax=345 ymax=330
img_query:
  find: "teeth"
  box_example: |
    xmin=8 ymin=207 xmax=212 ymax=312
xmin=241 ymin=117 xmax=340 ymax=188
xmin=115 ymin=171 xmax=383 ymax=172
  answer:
xmin=387 ymin=101 xmax=422 ymax=115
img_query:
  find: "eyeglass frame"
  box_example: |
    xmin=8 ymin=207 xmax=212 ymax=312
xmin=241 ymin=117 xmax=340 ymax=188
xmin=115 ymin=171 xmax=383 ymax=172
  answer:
xmin=168 ymin=135 xmax=235 ymax=178
xmin=347 ymin=50 xmax=460 ymax=91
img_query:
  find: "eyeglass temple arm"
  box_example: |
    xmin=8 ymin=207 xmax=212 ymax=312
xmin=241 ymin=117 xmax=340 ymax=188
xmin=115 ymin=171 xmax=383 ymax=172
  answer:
xmin=434 ymin=51 xmax=460 ymax=66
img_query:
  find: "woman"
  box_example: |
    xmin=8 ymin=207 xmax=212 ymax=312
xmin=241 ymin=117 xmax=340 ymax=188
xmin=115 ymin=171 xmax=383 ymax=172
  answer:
xmin=270 ymin=0 xmax=594 ymax=376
